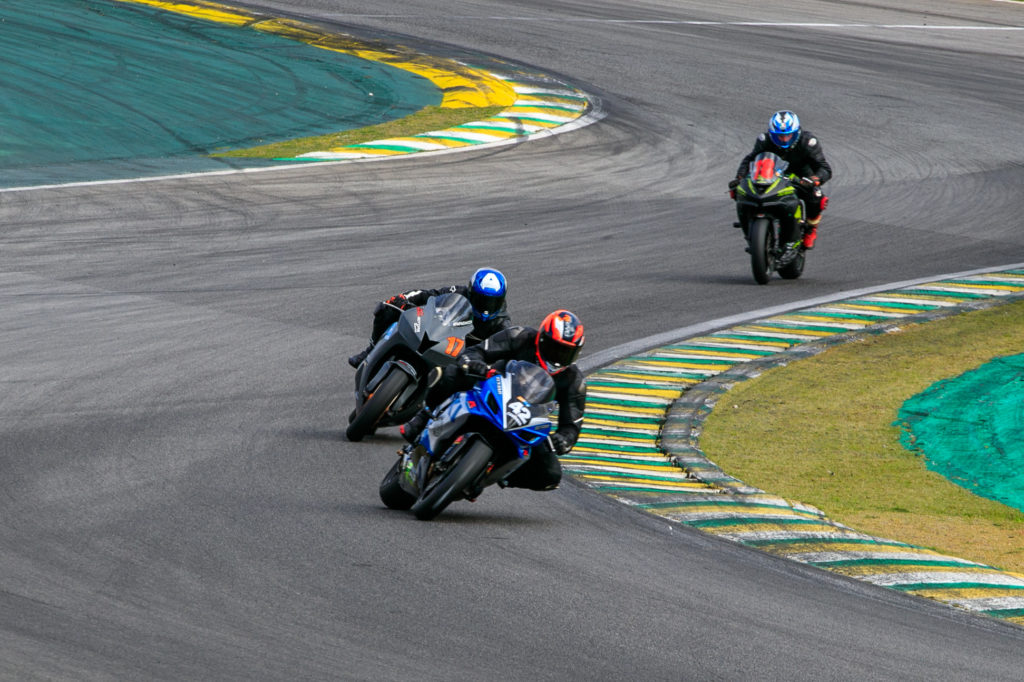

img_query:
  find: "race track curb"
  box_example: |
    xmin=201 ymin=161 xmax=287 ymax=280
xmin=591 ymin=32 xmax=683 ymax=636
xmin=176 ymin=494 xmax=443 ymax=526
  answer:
xmin=571 ymin=268 xmax=1024 ymax=627
xmin=115 ymin=0 xmax=599 ymax=162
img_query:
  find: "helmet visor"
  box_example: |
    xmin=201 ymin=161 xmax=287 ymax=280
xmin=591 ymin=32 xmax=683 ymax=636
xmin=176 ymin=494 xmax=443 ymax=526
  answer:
xmin=773 ymin=131 xmax=794 ymax=147
xmin=469 ymin=289 xmax=503 ymax=320
xmin=538 ymin=334 xmax=581 ymax=372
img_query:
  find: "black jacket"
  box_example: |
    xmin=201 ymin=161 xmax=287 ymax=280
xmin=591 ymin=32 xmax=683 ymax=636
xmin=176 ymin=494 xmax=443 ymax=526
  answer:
xmin=462 ymin=326 xmax=587 ymax=447
xmin=402 ymin=285 xmax=511 ymax=345
xmin=736 ymin=130 xmax=833 ymax=184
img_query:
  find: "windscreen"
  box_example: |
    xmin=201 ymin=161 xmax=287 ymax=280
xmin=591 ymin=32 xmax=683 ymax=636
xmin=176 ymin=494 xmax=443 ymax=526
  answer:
xmin=506 ymin=360 xmax=556 ymax=406
xmin=431 ymin=293 xmax=474 ymax=327
xmin=749 ymin=152 xmax=788 ymax=183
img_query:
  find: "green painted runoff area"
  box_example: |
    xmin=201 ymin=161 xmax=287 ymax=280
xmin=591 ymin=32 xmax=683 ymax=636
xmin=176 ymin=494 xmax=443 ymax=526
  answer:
xmin=898 ymin=353 xmax=1024 ymax=513
xmin=0 ymin=0 xmax=440 ymax=187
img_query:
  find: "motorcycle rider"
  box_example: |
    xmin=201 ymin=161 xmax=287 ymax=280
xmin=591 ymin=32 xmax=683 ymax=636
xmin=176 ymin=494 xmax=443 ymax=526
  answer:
xmin=348 ymin=267 xmax=511 ymax=368
xmin=730 ymin=110 xmax=833 ymax=249
xmin=402 ymin=310 xmax=587 ymax=492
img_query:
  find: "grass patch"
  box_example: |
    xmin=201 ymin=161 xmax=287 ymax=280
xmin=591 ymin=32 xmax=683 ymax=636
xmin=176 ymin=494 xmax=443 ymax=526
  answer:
xmin=211 ymin=104 xmax=506 ymax=159
xmin=700 ymin=298 xmax=1024 ymax=573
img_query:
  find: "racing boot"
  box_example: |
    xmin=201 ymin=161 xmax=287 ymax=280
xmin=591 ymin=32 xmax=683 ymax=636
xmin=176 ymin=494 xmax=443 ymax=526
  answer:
xmin=347 ymin=341 xmax=373 ymax=368
xmin=400 ymin=406 xmax=431 ymax=444
xmin=803 ymin=217 xmax=821 ymax=250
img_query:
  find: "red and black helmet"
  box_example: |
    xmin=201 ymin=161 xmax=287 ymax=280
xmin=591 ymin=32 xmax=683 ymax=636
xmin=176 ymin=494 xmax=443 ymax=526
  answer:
xmin=536 ymin=310 xmax=585 ymax=374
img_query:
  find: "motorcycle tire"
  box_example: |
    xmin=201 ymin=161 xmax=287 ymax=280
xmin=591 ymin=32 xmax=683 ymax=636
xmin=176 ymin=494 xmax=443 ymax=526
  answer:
xmin=379 ymin=456 xmax=416 ymax=510
xmin=749 ymin=217 xmax=774 ymax=285
xmin=412 ymin=438 xmax=492 ymax=521
xmin=778 ymin=250 xmax=805 ymax=280
xmin=346 ymin=368 xmax=409 ymax=442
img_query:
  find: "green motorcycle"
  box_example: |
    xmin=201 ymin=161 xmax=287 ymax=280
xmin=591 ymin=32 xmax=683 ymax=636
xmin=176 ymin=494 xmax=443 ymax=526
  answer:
xmin=733 ymin=152 xmax=808 ymax=285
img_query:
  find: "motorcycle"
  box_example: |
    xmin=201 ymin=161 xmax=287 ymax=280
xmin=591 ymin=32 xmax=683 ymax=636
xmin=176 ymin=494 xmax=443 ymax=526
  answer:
xmin=733 ymin=151 xmax=809 ymax=285
xmin=379 ymin=360 xmax=556 ymax=520
xmin=346 ymin=292 xmax=474 ymax=442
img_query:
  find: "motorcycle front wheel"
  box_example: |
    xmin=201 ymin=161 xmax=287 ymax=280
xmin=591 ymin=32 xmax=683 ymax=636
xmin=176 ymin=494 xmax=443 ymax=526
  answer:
xmin=412 ymin=438 xmax=492 ymax=521
xmin=749 ymin=217 xmax=774 ymax=285
xmin=346 ymin=368 xmax=410 ymax=442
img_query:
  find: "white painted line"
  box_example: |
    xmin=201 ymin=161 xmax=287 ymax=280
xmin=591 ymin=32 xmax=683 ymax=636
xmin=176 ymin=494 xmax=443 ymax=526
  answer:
xmin=948 ymin=596 xmax=1024 ymax=611
xmin=787 ymin=551 xmax=986 ymax=566
xmin=862 ymin=572 xmax=1024 ymax=588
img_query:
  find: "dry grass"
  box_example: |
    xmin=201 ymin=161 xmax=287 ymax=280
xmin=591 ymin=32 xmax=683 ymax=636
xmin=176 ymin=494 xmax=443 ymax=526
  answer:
xmin=700 ymin=299 xmax=1024 ymax=572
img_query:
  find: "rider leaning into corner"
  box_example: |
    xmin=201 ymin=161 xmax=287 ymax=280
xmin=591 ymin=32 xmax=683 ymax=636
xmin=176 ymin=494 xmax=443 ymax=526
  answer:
xmin=729 ymin=110 xmax=833 ymax=249
xmin=348 ymin=267 xmax=511 ymax=368
xmin=401 ymin=310 xmax=588 ymax=492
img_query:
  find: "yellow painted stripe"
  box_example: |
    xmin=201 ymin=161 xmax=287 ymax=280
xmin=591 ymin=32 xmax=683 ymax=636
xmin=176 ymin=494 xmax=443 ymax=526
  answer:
xmin=410 ymin=136 xmax=473 ymax=148
xmin=632 ymin=359 xmax=733 ymax=371
xmin=743 ymin=325 xmax=837 ymax=338
xmin=583 ymin=418 xmax=660 ymax=431
xmin=114 ymin=1 xmax=517 ymax=108
xmin=580 ymin=475 xmax=705 ymax=488
xmin=783 ymin=314 xmax=874 ymax=326
xmin=494 ymin=116 xmax=562 ymax=128
xmin=589 ymin=385 xmax=681 ymax=399
xmin=598 ymin=371 xmax=692 ymax=382
xmin=829 ymin=303 xmax=928 ymax=314
xmin=692 ymin=336 xmax=794 ymax=348
xmin=903 ymin=586 xmax=1024 ymax=599
xmin=114 ymin=0 xmax=254 ymax=24
xmin=338 ymin=147 xmax=409 ymax=156
xmin=563 ymin=460 xmax=677 ymax=473
xmin=699 ymin=521 xmax=842 ymax=534
xmin=570 ymin=446 xmax=662 ymax=458
xmin=654 ymin=504 xmax=820 ymax=518
xmin=764 ymin=541 xmax=920 ymax=556
xmin=585 ymin=405 xmax=667 ymax=417
xmin=658 ymin=347 xmax=767 ymax=359
xmin=452 ymin=126 xmax=521 ymax=138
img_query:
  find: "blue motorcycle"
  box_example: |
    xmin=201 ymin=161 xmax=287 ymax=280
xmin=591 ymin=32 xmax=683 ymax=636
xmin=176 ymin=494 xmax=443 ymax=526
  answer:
xmin=379 ymin=360 xmax=556 ymax=520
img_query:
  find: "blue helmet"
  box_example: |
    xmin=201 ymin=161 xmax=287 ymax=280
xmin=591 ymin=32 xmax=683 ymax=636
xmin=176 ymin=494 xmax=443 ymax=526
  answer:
xmin=468 ymin=268 xmax=507 ymax=322
xmin=768 ymin=110 xmax=801 ymax=150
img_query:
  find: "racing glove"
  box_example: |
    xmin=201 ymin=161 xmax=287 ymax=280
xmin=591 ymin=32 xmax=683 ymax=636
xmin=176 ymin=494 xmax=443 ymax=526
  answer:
xmin=385 ymin=293 xmax=408 ymax=309
xmin=460 ymin=358 xmax=489 ymax=378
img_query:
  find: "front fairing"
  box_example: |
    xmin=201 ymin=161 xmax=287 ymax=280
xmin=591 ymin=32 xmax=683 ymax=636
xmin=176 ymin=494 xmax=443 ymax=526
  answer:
xmin=736 ymin=151 xmax=799 ymax=214
xmin=420 ymin=361 xmax=555 ymax=456
xmin=409 ymin=293 xmax=475 ymax=366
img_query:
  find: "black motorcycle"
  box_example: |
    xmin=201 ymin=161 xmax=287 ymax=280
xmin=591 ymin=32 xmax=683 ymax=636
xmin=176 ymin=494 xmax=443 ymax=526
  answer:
xmin=346 ymin=292 xmax=474 ymax=441
xmin=733 ymin=151 xmax=808 ymax=285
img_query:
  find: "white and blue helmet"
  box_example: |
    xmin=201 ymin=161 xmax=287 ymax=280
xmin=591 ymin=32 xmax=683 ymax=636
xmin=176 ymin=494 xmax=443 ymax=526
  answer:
xmin=768 ymin=110 xmax=801 ymax=150
xmin=468 ymin=267 xmax=507 ymax=321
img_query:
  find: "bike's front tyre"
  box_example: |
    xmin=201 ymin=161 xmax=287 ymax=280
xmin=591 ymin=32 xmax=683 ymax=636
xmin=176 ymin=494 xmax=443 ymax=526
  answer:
xmin=412 ymin=439 xmax=492 ymax=521
xmin=346 ymin=368 xmax=409 ymax=442
xmin=749 ymin=218 xmax=774 ymax=285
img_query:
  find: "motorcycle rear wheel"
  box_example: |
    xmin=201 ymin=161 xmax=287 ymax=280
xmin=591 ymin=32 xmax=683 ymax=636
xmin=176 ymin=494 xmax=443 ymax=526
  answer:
xmin=778 ymin=249 xmax=805 ymax=279
xmin=749 ymin=218 xmax=774 ymax=285
xmin=412 ymin=438 xmax=492 ymax=521
xmin=346 ymin=368 xmax=409 ymax=442
xmin=379 ymin=456 xmax=416 ymax=510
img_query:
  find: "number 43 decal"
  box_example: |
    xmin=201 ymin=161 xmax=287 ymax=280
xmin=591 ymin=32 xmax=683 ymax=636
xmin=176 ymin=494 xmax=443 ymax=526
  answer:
xmin=443 ymin=336 xmax=465 ymax=357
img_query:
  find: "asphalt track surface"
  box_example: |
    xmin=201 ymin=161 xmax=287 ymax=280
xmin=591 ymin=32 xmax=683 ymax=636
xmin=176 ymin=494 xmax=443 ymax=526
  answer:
xmin=2 ymin=0 xmax=1024 ymax=679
